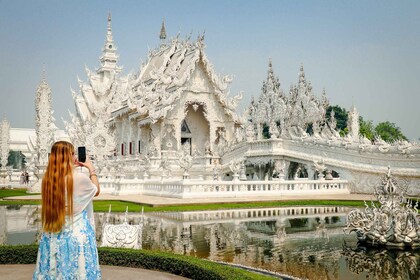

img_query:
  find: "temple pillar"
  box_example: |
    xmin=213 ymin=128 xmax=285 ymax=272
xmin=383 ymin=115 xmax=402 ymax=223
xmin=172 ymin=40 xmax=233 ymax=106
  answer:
xmin=150 ymin=122 xmax=162 ymax=157
xmin=209 ymin=122 xmax=216 ymax=154
xmin=257 ymin=123 xmax=262 ymax=140
xmin=307 ymin=164 xmax=315 ymax=180
xmin=136 ymin=123 xmax=142 ymax=154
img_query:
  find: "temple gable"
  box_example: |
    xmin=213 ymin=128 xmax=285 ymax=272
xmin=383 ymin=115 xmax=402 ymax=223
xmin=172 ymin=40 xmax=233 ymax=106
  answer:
xmin=185 ymin=61 xmax=214 ymax=94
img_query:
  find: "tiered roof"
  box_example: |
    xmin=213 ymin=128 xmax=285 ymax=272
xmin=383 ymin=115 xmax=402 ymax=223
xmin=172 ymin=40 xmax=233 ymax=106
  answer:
xmin=120 ymin=34 xmax=242 ymax=123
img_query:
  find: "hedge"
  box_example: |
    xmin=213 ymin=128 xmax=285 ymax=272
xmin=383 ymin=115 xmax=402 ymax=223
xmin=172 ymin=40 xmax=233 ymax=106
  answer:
xmin=0 ymin=245 xmax=277 ymax=280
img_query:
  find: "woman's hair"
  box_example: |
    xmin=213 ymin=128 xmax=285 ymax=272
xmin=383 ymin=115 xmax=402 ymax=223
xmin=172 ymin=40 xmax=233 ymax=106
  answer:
xmin=42 ymin=141 xmax=74 ymax=233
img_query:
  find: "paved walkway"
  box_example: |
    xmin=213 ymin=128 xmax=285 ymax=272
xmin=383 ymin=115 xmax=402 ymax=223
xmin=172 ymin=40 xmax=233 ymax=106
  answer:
xmin=4 ymin=193 xmax=376 ymax=206
xmin=0 ymin=264 xmax=189 ymax=280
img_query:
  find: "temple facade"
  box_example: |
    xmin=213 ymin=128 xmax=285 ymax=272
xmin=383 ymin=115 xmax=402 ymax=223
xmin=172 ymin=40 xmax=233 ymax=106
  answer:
xmin=65 ymin=15 xmax=243 ymax=180
xmin=3 ymin=14 xmax=419 ymax=196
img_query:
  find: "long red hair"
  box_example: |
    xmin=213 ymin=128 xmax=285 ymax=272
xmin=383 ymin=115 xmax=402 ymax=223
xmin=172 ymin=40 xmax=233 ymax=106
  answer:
xmin=41 ymin=141 xmax=74 ymax=233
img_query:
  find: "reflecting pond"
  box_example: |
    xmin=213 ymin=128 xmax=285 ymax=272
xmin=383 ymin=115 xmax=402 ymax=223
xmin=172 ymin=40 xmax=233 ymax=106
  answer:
xmin=1 ymin=205 xmax=419 ymax=280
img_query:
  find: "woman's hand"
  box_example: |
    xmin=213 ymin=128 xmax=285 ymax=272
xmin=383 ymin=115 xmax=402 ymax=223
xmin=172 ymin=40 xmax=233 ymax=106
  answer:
xmin=74 ymin=157 xmax=95 ymax=173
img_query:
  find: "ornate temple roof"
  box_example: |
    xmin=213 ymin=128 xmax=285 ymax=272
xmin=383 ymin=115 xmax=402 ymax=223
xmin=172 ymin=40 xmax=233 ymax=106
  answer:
xmin=248 ymin=60 xmax=330 ymax=138
xmin=120 ymin=33 xmax=242 ymax=123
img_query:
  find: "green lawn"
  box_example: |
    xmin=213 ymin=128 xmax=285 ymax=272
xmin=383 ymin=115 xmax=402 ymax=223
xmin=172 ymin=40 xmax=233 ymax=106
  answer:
xmin=93 ymin=199 xmax=370 ymax=213
xmin=0 ymin=188 xmax=38 ymax=198
xmin=0 ymin=189 xmax=381 ymax=213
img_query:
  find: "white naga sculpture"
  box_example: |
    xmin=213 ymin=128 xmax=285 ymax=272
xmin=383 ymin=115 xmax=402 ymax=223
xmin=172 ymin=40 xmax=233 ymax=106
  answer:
xmin=345 ymin=167 xmax=420 ymax=248
xmin=101 ymin=205 xmax=143 ymax=249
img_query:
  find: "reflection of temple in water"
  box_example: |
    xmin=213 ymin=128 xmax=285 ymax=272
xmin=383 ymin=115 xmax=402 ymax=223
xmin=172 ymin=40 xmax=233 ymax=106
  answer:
xmin=4 ymin=205 xmax=414 ymax=279
xmin=0 ymin=205 xmax=39 ymax=245
xmin=343 ymin=247 xmax=420 ymax=280
xmin=0 ymin=206 xmax=6 ymax=244
xmin=95 ymin=205 xmax=349 ymax=278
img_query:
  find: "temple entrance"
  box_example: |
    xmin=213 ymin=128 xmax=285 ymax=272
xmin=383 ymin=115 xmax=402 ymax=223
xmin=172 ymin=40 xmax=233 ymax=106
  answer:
xmin=181 ymin=120 xmax=192 ymax=155
xmin=181 ymin=137 xmax=192 ymax=155
xmin=180 ymin=104 xmax=210 ymax=156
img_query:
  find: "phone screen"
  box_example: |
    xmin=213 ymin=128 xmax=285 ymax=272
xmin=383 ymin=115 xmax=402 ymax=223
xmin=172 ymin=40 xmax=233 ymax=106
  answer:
xmin=78 ymin=147 xmax=86 ymax=163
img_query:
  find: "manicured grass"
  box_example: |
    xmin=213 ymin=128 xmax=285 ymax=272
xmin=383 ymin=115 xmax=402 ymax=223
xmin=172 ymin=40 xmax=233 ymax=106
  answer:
xmin=0 ymin=188 xmax=38 ymax=198
xmin=0 ymin=188 xmax=377 ymax=213
xmin=94 ymin=199 xmax=372 ymax=212
xmin=93 ymin=200 xmax=147 ymax=212
xmin=0 ymin=188 xmax=382 ymax=212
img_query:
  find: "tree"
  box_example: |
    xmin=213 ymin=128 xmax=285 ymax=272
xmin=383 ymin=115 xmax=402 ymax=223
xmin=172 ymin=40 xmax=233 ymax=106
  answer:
xmin=375 ymin=121 xmax=408 ymax=143
xmin=326 ymin=105 xmax=348 ymax=135
xmin=359 ymin=117 xmax=375 ymax=140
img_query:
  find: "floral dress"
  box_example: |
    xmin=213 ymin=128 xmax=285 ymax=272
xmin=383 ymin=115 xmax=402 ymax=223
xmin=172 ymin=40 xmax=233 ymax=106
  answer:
xmin=33 ymin=169 xmax=101 ymax=280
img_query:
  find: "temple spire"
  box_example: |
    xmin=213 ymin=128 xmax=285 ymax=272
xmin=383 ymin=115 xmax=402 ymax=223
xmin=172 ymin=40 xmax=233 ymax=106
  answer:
xmin=41 ymin=64 xmax=46 ymax=82
xmin=298 ymin=63 xmax=306 ymax=87
xmin=268 ymin=57 xmax=273 ymax=76
xmin=98 ymin=12 xmax=121 ymax=74
xmin=160 ymin=19 xmax=167 ymax=41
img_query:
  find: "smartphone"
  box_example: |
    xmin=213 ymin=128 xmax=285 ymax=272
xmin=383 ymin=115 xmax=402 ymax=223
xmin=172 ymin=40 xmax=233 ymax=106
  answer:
xmin=78 ymin=146 xmax=86 ymax=163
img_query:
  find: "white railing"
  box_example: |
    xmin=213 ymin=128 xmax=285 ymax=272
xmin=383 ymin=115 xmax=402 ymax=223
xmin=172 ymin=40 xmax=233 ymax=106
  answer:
xmin=101 ymin=177 xmax=349 ymax=198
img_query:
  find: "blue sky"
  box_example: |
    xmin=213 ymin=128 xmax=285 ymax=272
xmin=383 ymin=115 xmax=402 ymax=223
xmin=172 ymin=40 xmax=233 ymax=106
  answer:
xmin=1 ymin=0 xmax=419 ymax=140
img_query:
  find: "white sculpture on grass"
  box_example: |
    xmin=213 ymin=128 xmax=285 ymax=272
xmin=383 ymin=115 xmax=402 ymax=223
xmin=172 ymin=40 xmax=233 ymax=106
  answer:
xmin=101 ymin=205 xmax=143 ymax=249
xmin=345 ymin=167 xmax=420 ymax=248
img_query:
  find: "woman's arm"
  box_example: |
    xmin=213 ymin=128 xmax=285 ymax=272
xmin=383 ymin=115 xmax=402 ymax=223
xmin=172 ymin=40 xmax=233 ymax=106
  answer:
xmin=89 ymin=170 xmax=100 ymax=196
xmin=75 ymin=157 xmax=100 ymax=196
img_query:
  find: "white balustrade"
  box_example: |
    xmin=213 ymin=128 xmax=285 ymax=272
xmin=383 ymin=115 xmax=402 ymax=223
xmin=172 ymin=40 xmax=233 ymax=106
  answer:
xmin=99 ymin=177 xmax=349 ymax=198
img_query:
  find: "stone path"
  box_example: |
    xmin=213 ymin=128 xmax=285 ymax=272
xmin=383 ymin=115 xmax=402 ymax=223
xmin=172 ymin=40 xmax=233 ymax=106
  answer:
xmin=0 ymin=264 xmax=189 ymax=280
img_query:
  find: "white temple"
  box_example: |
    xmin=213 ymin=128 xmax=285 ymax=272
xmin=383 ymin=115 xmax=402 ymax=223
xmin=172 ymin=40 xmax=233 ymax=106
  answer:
xmin=3 ymin=15 xmax=420 ymax=197
xmin=60 ymin=15 xmax=420 ymax=197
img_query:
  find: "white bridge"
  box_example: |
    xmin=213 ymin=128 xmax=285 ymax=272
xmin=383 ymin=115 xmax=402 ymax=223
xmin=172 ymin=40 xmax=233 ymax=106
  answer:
xmin=101 ymin=177 xmax=349 ymax=198
xmin=222 ymin=138 xmax=420 ymax=195
xmin=96 ymin=136 xmax=420 ymax=197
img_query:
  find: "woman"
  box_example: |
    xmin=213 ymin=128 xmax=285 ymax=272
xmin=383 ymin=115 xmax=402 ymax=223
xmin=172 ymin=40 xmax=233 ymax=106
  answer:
xmin=33 ymin=141 xmax=101 ymax=279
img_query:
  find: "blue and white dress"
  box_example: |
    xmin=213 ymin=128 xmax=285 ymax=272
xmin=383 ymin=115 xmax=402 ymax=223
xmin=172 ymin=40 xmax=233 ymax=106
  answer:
xmin=33 ymin=169 xmax=102 ymax=280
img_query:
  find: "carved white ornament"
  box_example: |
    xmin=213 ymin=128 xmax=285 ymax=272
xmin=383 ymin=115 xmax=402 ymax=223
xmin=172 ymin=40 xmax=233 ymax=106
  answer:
xmin=101 ymin=205 xmax=143 ymax=249
xmin=35 ymin=79 xmax=54 ymax=165
xmin=345 ymin=168 xmax=420 ymax=248
xmin=0 ymin=118 xmax=10 ymax=168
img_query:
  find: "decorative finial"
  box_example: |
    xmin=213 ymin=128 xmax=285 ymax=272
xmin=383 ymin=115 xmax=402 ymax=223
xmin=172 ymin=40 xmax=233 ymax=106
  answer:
xmin=160 ymin=19 xmax=167 ymax=40
xmin=41 ymin=64 xmax=46 ymax=82
xmin=299 ymin=63 xmax=306 ymax=85
xmin=267 ymin=57 xmax=275 ymax=78
xmin=107 ymin=12 xmax=112 ymax=34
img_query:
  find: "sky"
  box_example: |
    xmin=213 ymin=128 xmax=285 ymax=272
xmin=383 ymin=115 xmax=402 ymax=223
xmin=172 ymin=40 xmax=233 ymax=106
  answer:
xmin=0 ymin=0 xmax=419 ymax=140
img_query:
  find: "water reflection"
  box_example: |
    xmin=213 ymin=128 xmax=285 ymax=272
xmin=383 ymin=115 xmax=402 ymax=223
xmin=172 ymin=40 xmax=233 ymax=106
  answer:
xmin=343 ymin=245 xmax=420 ymax=280
xmin=1 ymin=205 xmax=419 ymax=279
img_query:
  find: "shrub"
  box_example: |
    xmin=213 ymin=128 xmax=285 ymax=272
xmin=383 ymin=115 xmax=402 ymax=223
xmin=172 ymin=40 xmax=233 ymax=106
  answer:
xmin=0 ymin=245 xmax=275 ymax=280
